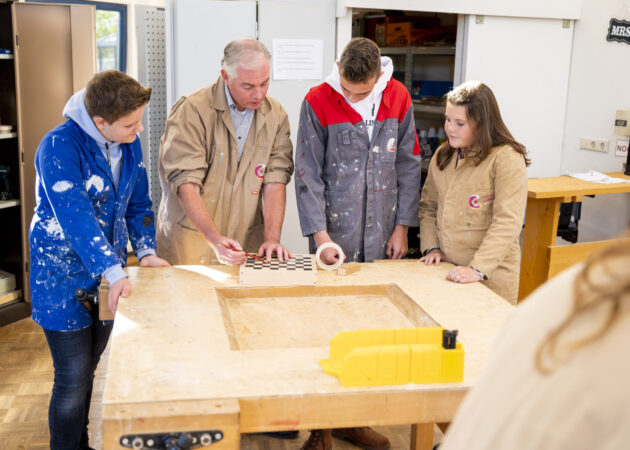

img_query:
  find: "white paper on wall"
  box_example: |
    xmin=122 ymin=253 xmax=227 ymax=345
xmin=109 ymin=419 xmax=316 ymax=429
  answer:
xmin=272 ymin=39 xmax=323 ymax=80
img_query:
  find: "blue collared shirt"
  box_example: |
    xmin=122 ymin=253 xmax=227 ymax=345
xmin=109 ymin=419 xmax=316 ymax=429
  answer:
xmin=224 ymin=84 xmax=254 ymax=162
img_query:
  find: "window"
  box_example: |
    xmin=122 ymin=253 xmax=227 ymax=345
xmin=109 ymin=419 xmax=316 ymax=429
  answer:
xmin=27 ymin=0 xmax=127 ymax=73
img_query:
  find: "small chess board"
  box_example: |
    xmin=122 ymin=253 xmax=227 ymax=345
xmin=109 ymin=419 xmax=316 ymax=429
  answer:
xmin=239 ymin=254 xmax=317 ymax=285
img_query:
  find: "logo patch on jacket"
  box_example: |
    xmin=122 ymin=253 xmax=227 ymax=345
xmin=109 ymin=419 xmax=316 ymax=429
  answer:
xmin=254 ymin=164 xmax=266 ymax=179
xmin=469 ymin=194 xmax=495 ymax=208
xmin=387 ymin=137 xmax=397 ymax=152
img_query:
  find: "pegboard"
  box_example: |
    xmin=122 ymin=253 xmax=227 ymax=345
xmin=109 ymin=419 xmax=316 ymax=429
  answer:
xmin=135 ymin=5 xmax=166 ymax=214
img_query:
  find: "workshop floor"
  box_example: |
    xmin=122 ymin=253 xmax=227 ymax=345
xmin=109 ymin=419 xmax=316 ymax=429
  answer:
xmin=0 ymin=319 xmax=443 ymax=450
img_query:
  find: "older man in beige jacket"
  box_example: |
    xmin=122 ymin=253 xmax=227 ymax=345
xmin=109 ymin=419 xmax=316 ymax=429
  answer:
xmin=156 ymin=38 xmax=294 ymax=266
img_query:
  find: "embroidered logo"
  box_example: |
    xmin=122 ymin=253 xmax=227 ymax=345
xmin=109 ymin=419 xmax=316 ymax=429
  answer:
xmin=469 ymin=195 xmax=480 ymax=208
xmin=387 ymin=137 xmax=397 ymax=152
xmin=254 ymin=164 xmax=266 ymax=179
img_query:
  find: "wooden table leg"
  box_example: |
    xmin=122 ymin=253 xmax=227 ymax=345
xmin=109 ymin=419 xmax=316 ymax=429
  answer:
xmin=518 ymin=197 xmax=560 ymax=301
xmin=410 ymin=423 xmax=434 ymax=450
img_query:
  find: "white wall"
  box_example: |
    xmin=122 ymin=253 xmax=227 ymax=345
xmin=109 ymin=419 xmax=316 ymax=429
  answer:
xmin=561 ymin=0 xmax=630 ymax=241
xmin=260 ymin=0 xmax=337 ymax=253
xmin=461 ymin=15 xmax=574 ymax=178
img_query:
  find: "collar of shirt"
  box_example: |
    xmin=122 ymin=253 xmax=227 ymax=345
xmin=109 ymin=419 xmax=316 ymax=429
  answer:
xmin=224 ymin=83 xmax=252 ymax=118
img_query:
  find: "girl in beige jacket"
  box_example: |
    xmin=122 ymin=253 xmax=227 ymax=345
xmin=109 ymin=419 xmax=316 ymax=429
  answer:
xmin=419 ymin=81 xmax=530 ymax=304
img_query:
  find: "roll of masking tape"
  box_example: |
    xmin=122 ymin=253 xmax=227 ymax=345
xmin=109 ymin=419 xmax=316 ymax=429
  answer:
xmin=315 ymin=242 xmax=345 ymax=270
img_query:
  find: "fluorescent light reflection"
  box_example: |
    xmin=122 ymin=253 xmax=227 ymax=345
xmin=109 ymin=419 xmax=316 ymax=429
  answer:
xmin=111 ymin=312 xmax=138 ymax=337
xmin=175 ymin=265 xmax=231 ymax=283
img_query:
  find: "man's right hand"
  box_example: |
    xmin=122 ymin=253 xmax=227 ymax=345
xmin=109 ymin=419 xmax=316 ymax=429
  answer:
xmin=419 ymin=249 xmax=449 ymax=266
xmin=313 ymin=230 xmax=344 ymax=265
xmin=210 ymin=235 xmax=247 ymax=266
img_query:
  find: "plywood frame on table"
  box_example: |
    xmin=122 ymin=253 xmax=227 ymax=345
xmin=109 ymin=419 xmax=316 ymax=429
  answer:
xmin=100 ymin=262 xmax=514 ymax=450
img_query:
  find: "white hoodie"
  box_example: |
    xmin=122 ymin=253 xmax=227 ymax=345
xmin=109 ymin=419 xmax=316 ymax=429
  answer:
xmin=325 ymin=56 xmax=394 ymax=141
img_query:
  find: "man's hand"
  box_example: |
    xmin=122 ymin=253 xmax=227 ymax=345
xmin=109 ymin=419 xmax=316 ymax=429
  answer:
xmin=385 ymin=224 xmax=408 ymax=259
xmin=139 ymin=254 xmax=170 ymax=267
xmin=446 ymin=265 xmax=482 ymax=284
xmin=108 ymin=277 xmax=131 ymax=315
xmin=419 ymin=249 xmax=449 ymax=266
xmin=313 ymin=230 xmax=344 ymax=265
xmin=210 ymin=235 xmax=247 ymax=266
xmin=257 ymin=239 xmax=293 ymax=262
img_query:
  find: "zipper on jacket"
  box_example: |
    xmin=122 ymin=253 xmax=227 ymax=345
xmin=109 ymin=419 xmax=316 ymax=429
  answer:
xmin=105 ymin=142 xmax=111 ymax=167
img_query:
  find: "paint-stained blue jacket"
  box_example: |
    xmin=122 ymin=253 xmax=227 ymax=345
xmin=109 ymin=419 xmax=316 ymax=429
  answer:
xmin=29 ymin=120 xmax=156 ymax=331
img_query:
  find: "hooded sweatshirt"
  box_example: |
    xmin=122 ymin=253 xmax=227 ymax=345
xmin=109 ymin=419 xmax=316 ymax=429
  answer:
xmin=325 ymin=56 xmax=393 ymax=141
xmin=63 ymin=88 xmax=124 ymax=190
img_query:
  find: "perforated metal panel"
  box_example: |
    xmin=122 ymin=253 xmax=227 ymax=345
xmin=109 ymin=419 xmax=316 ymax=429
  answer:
xmin=136 ymin=6 xmax=166 ymax=213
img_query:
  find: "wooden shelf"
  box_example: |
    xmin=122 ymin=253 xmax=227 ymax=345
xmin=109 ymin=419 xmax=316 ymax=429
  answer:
xmin=381 ymin=46 xmax=456 ymax=56
xmin=0 ymin=289 xmax=22 ymax=307
xmin=413 ymin=102 xmax=444 ymax=116
xmin=0 ymin=132 xmax=17 ymax=139
xmin=0 ymin=199 xmax=20 ymax=210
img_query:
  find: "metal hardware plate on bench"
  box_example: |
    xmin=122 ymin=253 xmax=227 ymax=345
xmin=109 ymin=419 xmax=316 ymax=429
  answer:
xmin=120 ymin=430 xmax=223 ymax=449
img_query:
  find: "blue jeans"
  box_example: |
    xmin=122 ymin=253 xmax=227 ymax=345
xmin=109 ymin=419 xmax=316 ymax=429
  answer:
xmin=43 ymin=312 xmax=113 ymax=450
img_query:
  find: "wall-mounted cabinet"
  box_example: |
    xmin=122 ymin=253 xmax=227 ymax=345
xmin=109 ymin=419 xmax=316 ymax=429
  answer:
xmin=0 ymin=1 xmax=95 ymax=326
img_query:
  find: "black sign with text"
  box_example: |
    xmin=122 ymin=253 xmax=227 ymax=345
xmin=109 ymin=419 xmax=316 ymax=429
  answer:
xmin=607 ymin=18 xmax=630 ymax=44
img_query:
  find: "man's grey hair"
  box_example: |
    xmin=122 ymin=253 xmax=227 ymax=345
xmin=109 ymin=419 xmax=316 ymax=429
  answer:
xmin=221 ymin=37 xmax=272 ymax=79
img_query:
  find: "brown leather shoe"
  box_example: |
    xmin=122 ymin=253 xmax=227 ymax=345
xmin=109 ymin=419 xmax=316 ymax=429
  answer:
xmin=332 ymin=427 xmax=390 ymax=450
xmin=301 ymin=429 xmax=333 ymax=450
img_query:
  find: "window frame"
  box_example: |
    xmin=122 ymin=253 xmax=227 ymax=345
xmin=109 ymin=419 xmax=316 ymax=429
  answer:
xmin=27 ymin=0 xmax=127 ymax=73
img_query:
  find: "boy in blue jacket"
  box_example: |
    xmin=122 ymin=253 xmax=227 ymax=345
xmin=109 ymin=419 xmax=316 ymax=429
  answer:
xmin=29 ymin=70 xmax=169 ymax=449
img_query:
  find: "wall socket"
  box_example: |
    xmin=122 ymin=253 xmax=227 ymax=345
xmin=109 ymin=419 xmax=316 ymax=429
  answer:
xmin=580 ymin=137 xmax=609 ymax=153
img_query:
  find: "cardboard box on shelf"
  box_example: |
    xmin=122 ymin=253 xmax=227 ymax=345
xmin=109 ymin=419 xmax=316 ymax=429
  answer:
xmin=375 ymin=23 xmax=386 ymax=46
xmin=410 ymin=27 xmax=457 ymax=46
xmin=386 ymin=22 xmax=413 ymax=46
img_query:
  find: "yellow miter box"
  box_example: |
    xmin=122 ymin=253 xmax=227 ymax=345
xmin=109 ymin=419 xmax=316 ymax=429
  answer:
xmin=320 ymin=327 xmax=464 ymax=386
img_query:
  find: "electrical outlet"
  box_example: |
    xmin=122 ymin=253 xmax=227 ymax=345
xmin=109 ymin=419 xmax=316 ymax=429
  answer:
xmin=580 ymin=137 xmax=609 ymax=153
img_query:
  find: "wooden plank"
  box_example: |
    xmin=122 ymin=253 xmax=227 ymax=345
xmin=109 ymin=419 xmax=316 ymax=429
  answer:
xmin=410 ymin=423 xmax=434 ymax=450
xmin=98 ymin=280 xmax=114 ymax=321
xmin=102 ymin=399 xmax=240 ymax=450
xmin=527 ymin=172 xmax=630 ymax=199
xmin=547 ymin=238 xmax=630 ymax=279
xmin=0 ymin=289 xmax=22 ymax=307
xmin=239 ymin=389 xmax=466 ymax=432
xmin=519 ymin=197 xmax=560 ymax=301
xmin=337 ymin=262 xmax=360 ymax=276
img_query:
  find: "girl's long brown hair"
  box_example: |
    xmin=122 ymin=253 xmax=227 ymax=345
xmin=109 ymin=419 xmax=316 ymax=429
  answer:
xmin=535 ymin=239 xmax=630 ymax=374
xmin=436 ymin=80 xmax=531 ymax=170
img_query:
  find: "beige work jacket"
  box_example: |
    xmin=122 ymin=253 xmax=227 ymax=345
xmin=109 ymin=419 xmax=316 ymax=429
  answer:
xmin=156 ymin=77 xmax=294 ymax=265
xmin=441 ymin=262 xmax=630 ymax=450
xmin=419 ymin=145 xmax=527 ymax=303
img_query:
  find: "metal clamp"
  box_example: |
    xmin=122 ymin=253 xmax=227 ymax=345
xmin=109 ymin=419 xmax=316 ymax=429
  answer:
xmin=75 ymin=288 xmax=98 ymax=312
xmin=120 ymin=430 xmax=223 ymax=449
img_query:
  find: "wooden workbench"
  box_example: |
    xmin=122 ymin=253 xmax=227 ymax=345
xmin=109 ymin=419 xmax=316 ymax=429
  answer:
xmin=101 ymin=261 xmax=514 ymax=450
xmin=518 ymin=172 xmax=630 ymax=301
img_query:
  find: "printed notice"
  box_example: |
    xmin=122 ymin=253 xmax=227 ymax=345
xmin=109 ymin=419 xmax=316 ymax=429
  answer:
xmin=272 ymin=39 xmax=323 ymax=80
xmin=615 ymin=138 xmax=629 ymax=157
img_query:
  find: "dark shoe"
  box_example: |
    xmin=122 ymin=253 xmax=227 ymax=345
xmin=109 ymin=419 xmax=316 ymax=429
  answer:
xmin=332 ymin=427 xmax=390 ymax=450
xmin=265 ymin=430 xmax=300 ymax=439
xmin=301 ymin=429 xmax=333 ymax=450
